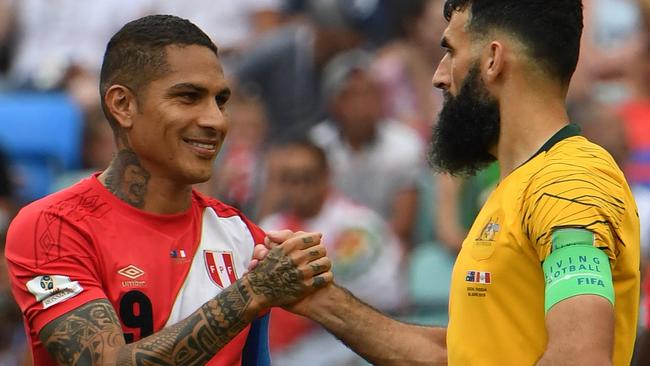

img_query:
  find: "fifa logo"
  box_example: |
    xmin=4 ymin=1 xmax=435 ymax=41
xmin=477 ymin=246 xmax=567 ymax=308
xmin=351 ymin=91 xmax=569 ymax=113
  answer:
xmin=40 ymin=276 xmax=54 ymax=290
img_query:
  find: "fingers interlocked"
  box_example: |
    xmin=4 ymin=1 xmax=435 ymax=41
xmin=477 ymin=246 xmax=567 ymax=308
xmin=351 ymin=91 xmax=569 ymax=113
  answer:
xmin=245 ymin=231 xmax=333 ymax=308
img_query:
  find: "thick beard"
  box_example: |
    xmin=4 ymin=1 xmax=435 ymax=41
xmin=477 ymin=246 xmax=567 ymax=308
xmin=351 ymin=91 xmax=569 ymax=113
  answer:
xmin=428 ymin=64 xmax=500 ymax=177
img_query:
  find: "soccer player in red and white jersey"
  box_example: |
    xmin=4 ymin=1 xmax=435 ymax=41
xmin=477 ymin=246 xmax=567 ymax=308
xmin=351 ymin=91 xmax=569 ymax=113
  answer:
xmin=4 ymin=15 xmax=332 ymax=366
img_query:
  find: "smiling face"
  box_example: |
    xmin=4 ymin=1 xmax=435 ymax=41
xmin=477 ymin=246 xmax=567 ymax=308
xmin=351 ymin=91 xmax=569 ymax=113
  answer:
xmin=126 ymin=44 xmax=231 ymax=184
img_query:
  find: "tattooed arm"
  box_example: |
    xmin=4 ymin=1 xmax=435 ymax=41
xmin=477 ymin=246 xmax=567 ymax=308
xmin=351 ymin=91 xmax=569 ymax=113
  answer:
xmin=39 ymin=232 xmax=332 ymax=366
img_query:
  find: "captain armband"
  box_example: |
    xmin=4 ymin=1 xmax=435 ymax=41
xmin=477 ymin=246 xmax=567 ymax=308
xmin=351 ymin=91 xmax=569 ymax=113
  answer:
xmin=542 ymin=228 xmax=614 ymax=313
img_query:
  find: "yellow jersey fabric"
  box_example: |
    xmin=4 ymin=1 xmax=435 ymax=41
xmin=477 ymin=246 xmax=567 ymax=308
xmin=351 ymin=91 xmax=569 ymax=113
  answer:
xmin=446 ymin=125 xmax=640 ymax=365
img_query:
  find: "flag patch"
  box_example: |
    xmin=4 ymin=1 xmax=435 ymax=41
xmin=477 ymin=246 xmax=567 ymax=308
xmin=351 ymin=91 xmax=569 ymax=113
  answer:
xmin=465 ymin=270 xmax=492 ymax=284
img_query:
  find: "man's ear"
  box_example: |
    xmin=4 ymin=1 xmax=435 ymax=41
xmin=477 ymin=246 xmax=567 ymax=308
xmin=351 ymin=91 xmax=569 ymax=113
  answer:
xmin=484 ymin=41 xmax=505 ymax=84
xmin=104 ymin=85 xmax=137 ymax=129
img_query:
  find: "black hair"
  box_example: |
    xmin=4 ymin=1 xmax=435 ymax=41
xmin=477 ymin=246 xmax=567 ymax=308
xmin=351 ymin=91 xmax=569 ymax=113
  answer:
xmin=282 ymin=139 xmax=329 ymax=172
xmin=443 ymin=0 xmax=583 ymax=85
xmin=99 ymin=15 xmax=219 ymax=130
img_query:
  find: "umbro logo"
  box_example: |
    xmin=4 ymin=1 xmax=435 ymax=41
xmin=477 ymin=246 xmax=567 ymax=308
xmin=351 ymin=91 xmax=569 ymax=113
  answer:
xmin=118 ymin=265 xmax=145 ymax=279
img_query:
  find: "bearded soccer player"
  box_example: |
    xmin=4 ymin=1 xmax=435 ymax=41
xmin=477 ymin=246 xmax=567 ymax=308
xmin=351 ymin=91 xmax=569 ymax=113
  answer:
xmin=277 ymin=0 xmax=640 ymax=365
xmin=4 ymin=15 xmax=333 ymax=366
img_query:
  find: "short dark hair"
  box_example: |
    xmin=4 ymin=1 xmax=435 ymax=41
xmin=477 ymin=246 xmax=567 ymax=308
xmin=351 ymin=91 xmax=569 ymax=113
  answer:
xmin=443 ymin=0 xmax=583 ymax=85
xmin=283 ymin=139 xmax=329 ymax=173
xmin=99 ymin=15 xmax=219 ymax=130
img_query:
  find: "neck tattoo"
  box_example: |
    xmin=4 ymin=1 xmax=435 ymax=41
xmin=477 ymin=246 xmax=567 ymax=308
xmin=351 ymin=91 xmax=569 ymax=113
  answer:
xmin=104 ymin=149 xmax=151 ymax=208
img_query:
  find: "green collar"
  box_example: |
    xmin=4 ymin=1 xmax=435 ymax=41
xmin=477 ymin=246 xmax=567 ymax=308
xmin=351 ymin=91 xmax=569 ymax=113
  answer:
xmin=530 ymin=123 xmax=581 ymax=159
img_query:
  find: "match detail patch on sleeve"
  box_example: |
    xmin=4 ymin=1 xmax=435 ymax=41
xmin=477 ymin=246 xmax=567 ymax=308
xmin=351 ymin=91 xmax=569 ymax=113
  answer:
xmin=26 ymin=275 xmax=84 ymax=309
xmin=542 ymin=228 xmax=614 ymax=312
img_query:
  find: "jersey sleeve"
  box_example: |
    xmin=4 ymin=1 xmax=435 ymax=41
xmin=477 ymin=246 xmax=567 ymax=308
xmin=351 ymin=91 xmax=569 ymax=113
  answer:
xmin=239 ymin=214 xmax=266 ymax=250
xmin=5 ymin=204 xmax=107 ymax=335
xmin=522 ymin=155 xmax=627 ymax=264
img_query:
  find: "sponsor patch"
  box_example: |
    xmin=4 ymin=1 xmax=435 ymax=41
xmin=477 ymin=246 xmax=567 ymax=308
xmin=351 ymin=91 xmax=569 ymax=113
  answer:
xmin=204 ymin=250 xmax=238 ymax=288
xmin=26 ymin=275 xmax=84 ymax=309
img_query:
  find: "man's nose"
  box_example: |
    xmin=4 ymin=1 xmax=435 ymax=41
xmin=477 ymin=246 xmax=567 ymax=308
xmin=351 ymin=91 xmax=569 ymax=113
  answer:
xmin=197 ymin=101 xmax=227 ymax=130
xmin=432 ymin=55 xmax=451 ymax=91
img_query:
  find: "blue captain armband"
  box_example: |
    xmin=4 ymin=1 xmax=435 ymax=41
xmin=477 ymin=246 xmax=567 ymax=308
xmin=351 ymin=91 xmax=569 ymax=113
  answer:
xmin=542 ymin=228 xmax=614 ymax=313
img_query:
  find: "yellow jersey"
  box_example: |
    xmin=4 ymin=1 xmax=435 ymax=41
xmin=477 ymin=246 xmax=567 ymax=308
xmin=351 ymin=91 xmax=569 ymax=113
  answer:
xmin=446 ymin=125 xmax=640 ymax=365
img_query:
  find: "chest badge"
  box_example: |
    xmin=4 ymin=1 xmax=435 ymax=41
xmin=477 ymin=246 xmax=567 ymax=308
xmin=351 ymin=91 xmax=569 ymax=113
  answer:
xmin=471 ymin=217 xmax=501 ymax=261
xmin=478 ymin=219 xmax=500 ymax=241
xmin=204 ymin=250 xmax=238 ymax=288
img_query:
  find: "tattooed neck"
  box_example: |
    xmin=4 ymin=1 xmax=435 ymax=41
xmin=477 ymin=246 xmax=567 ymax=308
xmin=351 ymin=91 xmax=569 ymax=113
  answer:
xmin=103 ymin=149 xmax=151 ymax=209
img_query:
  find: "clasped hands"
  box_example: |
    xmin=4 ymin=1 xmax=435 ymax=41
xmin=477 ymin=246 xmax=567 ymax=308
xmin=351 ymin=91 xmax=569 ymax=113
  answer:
xmin=242 ymin=230 xmax=333 ymax=312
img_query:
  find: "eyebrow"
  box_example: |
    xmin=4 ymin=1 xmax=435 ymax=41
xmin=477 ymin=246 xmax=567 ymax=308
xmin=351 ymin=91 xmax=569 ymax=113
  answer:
xmin=167 ymin=83 xmax=209 ymax=95
xmin=166 ymin=82 xmax=232 ymax=101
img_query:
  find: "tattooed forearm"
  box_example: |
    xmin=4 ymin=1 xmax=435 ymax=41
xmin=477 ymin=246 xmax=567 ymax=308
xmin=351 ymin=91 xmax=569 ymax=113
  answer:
xmin=40 ymin=300 xmax=126 ymax=365
xmin=41 ymin=281 xmax=256 ymax=366
xmin=104 ymin=149 xmax=150 ymax=208
xmin=116 ymin=280 xmax=254 ymax=366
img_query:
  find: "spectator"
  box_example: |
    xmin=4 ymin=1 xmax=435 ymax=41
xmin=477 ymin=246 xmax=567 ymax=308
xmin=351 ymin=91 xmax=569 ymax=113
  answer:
xmin=0 ymin=0 xmax=16 ymax=79
xmin=231 ymin=0 xmax=364 ymax=143
xmin=570 ymin=0 xmax=643 ymax=103
xmin=573 ymin=100 xmax=629 ymax=168
xmin=51 ymin=108 xmax=116 ymax=192
xmin=623 ymin=2 xmax=650 ymax=364
xmin=0 ymin=148 xmax=14 ymax=234
xmin=617 ymin=18 xmax=650 ymax=259
xmin=7 ymin=0 xmax=151 ymax=109
xmin=0 ymin=236 xmax=28 ymax=366
xmin=260 ymin=140 xmax=405 ymax=366
xmin=310 ymin=50 xmax=425 ymax=246
xmin=152 ymin=0 xmax=285 ymax=54
xmin=641 ymin=0 xmax=650 ymax=30
xmin=373 ymin=0 xmax=446 ymax=139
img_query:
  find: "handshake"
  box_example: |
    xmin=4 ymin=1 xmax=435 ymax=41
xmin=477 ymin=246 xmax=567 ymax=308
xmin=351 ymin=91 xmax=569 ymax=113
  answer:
xmin=242 ymin=230 xmax=333 ymax=313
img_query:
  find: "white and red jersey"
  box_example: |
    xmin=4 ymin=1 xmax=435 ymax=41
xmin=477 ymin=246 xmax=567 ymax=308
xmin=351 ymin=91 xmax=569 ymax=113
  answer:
xmin=5 ymin=174 xmax=269 ymax=366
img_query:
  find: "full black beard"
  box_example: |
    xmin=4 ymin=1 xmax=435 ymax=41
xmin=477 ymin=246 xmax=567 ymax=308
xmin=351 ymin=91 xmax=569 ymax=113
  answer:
xmin=428 ymin=64 xmax=500 ymax=177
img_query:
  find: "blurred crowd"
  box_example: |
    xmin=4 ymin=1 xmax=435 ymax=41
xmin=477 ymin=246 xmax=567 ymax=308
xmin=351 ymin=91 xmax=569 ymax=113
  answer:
xmin=0 ymin=0 xmax=649 ymax=365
